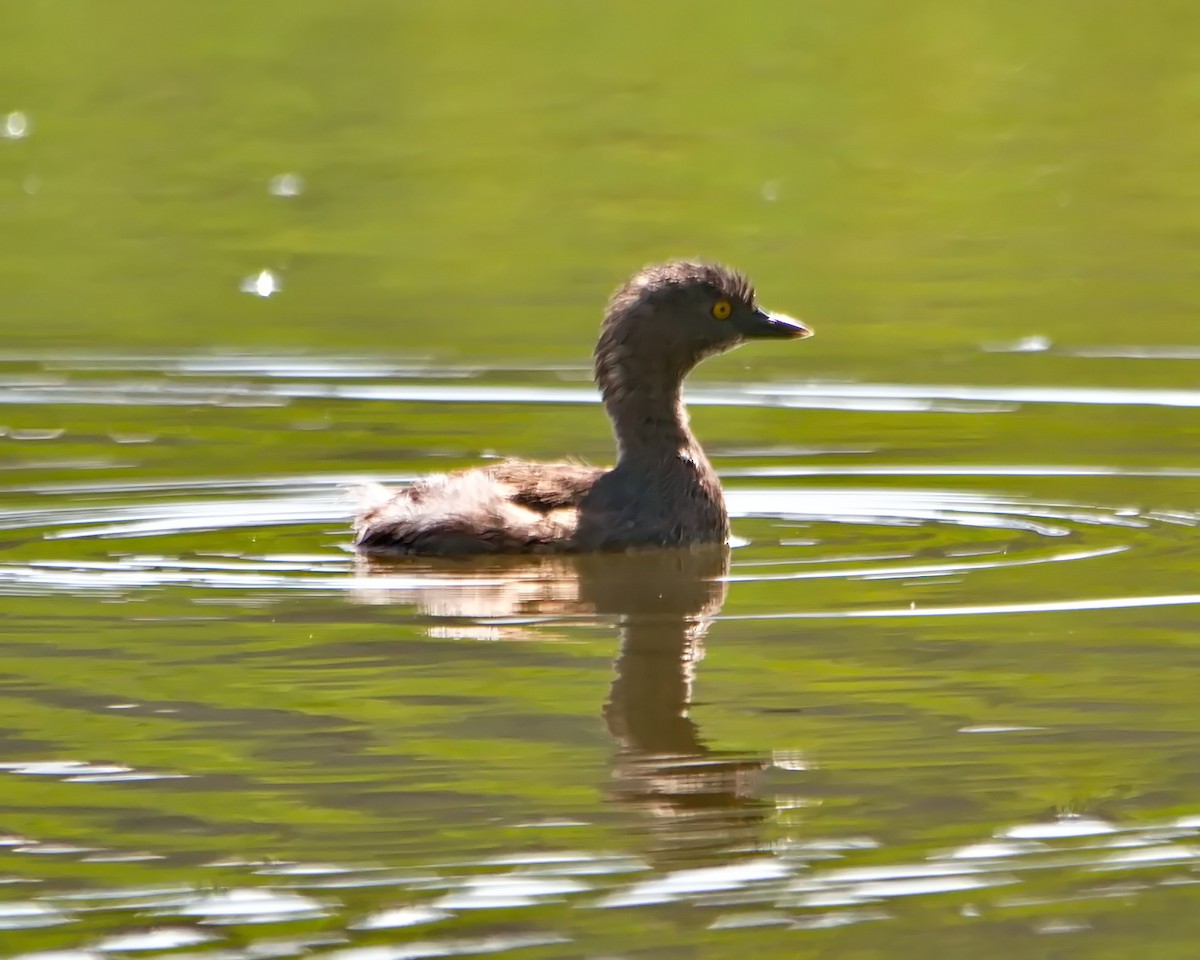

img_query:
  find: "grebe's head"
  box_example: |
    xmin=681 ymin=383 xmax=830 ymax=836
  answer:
xmin=594 ymin=261 xmax=811 ymax=399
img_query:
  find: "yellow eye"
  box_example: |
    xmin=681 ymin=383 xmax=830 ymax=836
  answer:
xmin=712 ymin=299 xmax=732 ymax=321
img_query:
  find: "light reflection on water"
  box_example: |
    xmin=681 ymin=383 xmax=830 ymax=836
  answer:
xmin=3 ymin=802 xmax=1200 ymax=948
xmin=0 ymin=352 xmax=1198 ymax=957
xmin=9 ymin=0 xmax=1200 ymax=948
xmin=8 ymin=365 xmax=1200 ymax=411
xmin=0 ymin=469 xmax=1193 ymax=623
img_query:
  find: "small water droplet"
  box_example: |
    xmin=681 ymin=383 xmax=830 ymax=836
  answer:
xmin=240 ymin=269 xmax=281 ymax=298
xmin=3 ymin=111 xmax=29 ymax=139
xmin=268 ymin=172 xmax=304 ymax=197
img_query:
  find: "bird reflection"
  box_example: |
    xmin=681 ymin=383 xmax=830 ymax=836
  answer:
xmin=354 ymin=547 xmax=769 ymax=860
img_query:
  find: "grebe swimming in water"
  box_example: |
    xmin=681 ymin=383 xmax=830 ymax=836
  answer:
xmin=353 ymin=261 xmax=812 ymax=555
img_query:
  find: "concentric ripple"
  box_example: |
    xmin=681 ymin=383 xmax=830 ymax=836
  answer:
xmin=0 ymin=471 xmax=1194 ymax=619
xmin=1 ymin=351 xmax=1197 ymax=618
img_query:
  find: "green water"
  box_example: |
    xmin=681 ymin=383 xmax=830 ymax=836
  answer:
xmin=2 ymin=1 xmax=1200 ymax=957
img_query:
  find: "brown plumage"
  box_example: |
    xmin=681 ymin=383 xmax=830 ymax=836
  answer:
xmin=353 ymin=261 xmax=811 ymax=555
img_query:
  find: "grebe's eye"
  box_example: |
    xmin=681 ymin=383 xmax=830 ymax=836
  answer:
xmin=712 ymin=299 xmax=732 ymax=321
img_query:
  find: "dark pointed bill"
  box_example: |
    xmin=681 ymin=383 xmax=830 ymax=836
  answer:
xmin=741 ymin=307 xmax=813 ymax=340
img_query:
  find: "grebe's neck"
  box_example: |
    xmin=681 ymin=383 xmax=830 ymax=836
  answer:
xmin=602 ymin=378 xmax=700 ymax=464
xmin=594 ymin=327 xmax=703 ymax=464
xmin=586 ymin=319 xmax=730 ymax=547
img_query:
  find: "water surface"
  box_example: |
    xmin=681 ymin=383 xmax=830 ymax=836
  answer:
xmin=3 ymin=2 xmax=1200 ymax=957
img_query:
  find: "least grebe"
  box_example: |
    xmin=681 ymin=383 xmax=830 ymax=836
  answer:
xmin=354 ymin=261 xmax=811 ymax=554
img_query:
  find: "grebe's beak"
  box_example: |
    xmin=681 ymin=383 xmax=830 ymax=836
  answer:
xmin=740 ymin=307 xmax=813 ymax=340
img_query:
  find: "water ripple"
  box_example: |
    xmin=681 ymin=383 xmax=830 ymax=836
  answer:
xmin=0 ymin=465 xmax=1190 ymax=620
xmin=0 ymin=354 xmax=1195 ymax=624
xmin=2 ymin=808 xmax=1197 ymax=950
xmin=3 ymin=352 xmax=1200 ymax=411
